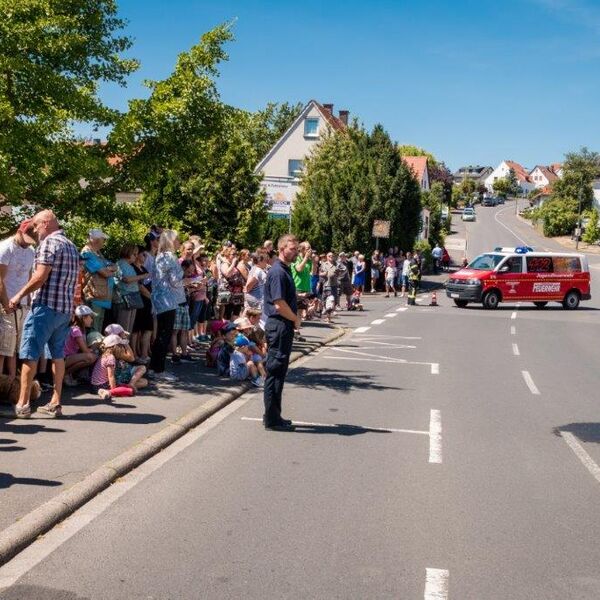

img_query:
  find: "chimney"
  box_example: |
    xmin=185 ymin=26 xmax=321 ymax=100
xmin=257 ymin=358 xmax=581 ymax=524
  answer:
xmin=338 ymin=110 xmax=349 ymax=126
xmin=323 ymin=103 xmax=334 ymax=115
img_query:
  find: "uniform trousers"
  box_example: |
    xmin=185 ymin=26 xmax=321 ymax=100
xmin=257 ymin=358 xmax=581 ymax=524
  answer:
xmin=263 ymin=316 xmax=294 ymax=425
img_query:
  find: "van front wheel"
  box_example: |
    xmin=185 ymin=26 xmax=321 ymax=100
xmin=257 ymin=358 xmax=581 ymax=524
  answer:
xmin=483 ymin=290 xmax=500 ymax=309
xmin=562 ymin=290 xmax=580 ymax=310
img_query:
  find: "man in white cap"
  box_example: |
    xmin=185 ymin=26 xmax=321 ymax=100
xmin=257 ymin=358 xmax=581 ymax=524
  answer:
xmin=80 ymin=228 xmax=117 ymax=332
xmin=0 ymin=218 xmax=36 ymax=381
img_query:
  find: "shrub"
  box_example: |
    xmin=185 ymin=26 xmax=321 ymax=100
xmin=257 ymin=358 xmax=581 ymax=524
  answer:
xmin=583 ymin=209 xmax=600 ymax=244
xmin=537 ymin=199 xmax=578 ymax=237
xmin=413 ymin=239 xmax=432 ymax=272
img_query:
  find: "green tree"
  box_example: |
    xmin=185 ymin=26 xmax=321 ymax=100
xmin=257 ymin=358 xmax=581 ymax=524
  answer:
xmin=294 ymin=124 xmax=422 ymax=253
xmin=421 ymin=181 xmax=445 ymax=246
xmin=551 ymin=147 xmax=600 ymax=209
xmin=0 ymin=0 xmax=138 ymax=216
xmin=583 ymin=209 xmax=600 ymax=244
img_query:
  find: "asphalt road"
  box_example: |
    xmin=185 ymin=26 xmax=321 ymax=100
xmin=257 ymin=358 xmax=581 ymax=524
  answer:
xmin=2 ymin=204 xmax=600 ymax=599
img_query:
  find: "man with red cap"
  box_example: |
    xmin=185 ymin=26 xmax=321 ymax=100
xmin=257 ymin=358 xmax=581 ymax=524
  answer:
xmin=0 ymin=219 xmax=36 ymax=381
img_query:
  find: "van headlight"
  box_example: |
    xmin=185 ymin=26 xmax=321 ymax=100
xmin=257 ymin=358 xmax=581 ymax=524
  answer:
xmin=466 ymin=279 xmax=481 ymax=285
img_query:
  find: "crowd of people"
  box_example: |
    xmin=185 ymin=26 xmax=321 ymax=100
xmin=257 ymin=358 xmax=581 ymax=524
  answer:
xmin=0 ymin=210 xmax=440 ymax=420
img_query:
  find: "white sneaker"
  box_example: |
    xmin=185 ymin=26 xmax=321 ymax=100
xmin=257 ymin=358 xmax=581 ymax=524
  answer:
xmin=155 ymin=371 xmax=177 ymax=383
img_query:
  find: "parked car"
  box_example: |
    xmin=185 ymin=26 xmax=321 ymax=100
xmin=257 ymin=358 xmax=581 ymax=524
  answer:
xmin=497 ymin=196 xmax=505 ymax=204
xmin=462 ymin=207 xmax=476 ymax=222
xmin=482 ymin=196 xmax=497 ymax=207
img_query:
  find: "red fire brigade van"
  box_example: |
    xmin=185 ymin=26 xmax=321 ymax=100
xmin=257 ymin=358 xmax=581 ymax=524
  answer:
xmin=446 ymin=247 xmax=591 ymax=309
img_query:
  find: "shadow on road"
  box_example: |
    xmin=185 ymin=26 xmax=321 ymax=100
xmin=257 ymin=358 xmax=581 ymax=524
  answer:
xmin=288 ymin=367 xmax=404 ymax=394
xmin=65 ymin=412 xmax=165 ymax=425
xmin=553 ymin=423 xmax=600 ymax=443
xmin=276 ymin=423 xmax=391 ymax=437
xmin=0 ymin=585 xmax=88 ymax=600
xmin=0 ymin=472 xmax=62 ymax=490
xmin=0 ymin=439 xmax=25 ymax=452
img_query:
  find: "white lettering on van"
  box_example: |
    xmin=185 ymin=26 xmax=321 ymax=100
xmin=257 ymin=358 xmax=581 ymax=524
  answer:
xmin=533 ymin=282 xmax=560 ymax=293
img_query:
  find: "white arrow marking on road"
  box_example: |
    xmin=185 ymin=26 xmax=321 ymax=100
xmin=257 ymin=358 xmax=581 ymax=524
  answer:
xmin=561 ymin=432 xmax=600 ymax=486
xmin=354 ymin=326 xmax=371 ymax=333
xmin=512 ymin=343 xmax=520 ymax=356
xmin=429 ymin=410 xmax=442 ymax=464
xmin=424 ymin=568 xmax=449 ymax=599
xmin=511 ymin=326 xmax=516 ymax=335
xmin=370 ymin=319 xmax=385 ymax=325
xmin=241 ymin=417 xmax=429 ymax=435
xmin=522 ymin=370 xmax=540 ymax=395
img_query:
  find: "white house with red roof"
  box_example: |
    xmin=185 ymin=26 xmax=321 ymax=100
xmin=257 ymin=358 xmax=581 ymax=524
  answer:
xmin=529 ymin=165 xmax=559 ymax=190
xmin=484 ymin=160 xmax=534 ymax=195
xmin=401 ymin=156 xmax=430 ymax=191
xmin=254 ymin=100 xmax=348 ymax=215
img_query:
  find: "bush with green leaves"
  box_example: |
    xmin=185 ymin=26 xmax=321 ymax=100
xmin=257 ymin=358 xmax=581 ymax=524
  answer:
xmin=413 ymin=239 xmax=432 ymax=272
xmin=582 ymin=209 xmax=600 ymax=244
xmin=535 ymin=199 xmax=579 ymax=237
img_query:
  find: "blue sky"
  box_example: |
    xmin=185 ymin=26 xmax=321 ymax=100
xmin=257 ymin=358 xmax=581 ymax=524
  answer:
xmin=86 ymin=0 xmax=600 ymax=171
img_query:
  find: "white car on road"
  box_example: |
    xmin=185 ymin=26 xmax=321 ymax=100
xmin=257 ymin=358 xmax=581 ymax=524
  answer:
xmin=462 ymin=207 xmax=476 ymax=222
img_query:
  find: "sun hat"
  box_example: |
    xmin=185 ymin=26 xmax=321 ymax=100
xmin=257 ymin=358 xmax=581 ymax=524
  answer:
xmin=103 ymin=334 xmax=127 ymax=348
xmin=86 ymin=331 xmax=104 ymax=347
xmin=234 ymin=334 xmax=251 ymax=347
xmin=104 ymin=323 xmax=129 ymax=337
xmin=234 ymin=317 xmax=252 ymax=330
xmin=75 ymin=305 xmax=96 ymax=317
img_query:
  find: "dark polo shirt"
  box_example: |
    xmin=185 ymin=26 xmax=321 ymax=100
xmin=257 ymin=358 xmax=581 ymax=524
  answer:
xmin=264 ymin=259 xmax=298 ymax=322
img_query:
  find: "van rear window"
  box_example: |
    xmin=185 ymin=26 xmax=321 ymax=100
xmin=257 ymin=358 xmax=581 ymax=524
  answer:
xmin=553 ymin=256 xmax=581 ymax=273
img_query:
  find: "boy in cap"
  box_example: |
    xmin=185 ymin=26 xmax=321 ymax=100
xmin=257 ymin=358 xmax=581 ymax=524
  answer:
xmin=216 ymin=322 xmax=237 ymax=376
xmin=230 ymin=334 xmax=264 ymax=387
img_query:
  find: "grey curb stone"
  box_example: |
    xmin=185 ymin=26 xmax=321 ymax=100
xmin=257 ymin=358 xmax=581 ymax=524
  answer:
xmin=0 ymin=325 xmax=346 ymax=566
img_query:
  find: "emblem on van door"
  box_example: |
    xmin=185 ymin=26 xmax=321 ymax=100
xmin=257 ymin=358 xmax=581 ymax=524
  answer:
xmin=507 ymin=281 xmax=519 ymax=294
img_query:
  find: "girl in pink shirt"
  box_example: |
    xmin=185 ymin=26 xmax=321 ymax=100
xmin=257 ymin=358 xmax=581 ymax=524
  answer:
xmin=63 ymin=305 xmax=98 ymax=386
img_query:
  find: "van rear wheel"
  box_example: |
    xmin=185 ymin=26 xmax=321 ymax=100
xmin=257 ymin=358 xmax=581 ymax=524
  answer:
xmin=562 ymin=290 xmax=580 ymax=310
xmin=534 ymin=301 xmax=548 ymax=309
xmin=483 ymin=290 xmax=500 ymax=309
xmin=454 ymin=299 xmax=468 ymax=308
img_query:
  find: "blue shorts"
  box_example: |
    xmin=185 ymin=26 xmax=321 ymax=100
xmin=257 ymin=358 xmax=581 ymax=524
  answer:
xmin=20 ymin=304 xmax=71 ymax=361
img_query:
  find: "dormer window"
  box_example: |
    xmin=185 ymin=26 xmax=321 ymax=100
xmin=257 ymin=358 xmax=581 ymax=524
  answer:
xmin=304 ymin=118 xmax=319 ymax=138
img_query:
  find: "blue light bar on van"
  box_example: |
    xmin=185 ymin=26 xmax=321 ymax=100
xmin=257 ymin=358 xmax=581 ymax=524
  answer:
xmin=515 ymin=246 xmax=533 ymax=253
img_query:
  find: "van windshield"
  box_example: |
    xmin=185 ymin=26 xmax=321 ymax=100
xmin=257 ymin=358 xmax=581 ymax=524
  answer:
xmin=468 ymin=254 xmax=505 ymax=270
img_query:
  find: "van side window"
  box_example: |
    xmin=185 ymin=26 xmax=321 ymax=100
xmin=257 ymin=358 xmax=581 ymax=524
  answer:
xmin=504 ymin=257 xmax=522 ymax=273
xmin=553 ymin=256 xmax=581 ymax=273
xmin=526 ymin=256 xmax=553 ymax=273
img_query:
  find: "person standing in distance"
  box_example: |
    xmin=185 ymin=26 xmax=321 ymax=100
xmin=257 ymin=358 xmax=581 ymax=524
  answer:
xmin=262 ymin=234 xmax=300 ymax=430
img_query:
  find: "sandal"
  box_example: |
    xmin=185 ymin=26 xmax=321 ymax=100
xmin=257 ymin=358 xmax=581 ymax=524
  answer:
xmin=38 ymin=403 xmax=62 ymax=418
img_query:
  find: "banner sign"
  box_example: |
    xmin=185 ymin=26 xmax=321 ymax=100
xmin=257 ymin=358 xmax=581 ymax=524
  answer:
xmin=372 ymin=220 xmax=391 ymax=238
xmin=262 ymin=179 xmax=299 ymax=216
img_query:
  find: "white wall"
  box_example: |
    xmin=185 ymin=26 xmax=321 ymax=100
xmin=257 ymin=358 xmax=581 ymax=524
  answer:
xmin=484 ymin=161 xmax=534 ymax=195
xmin=258 ymin=104 xmax=325 ymax=179
xmin=529 ymin=167 xmax=550 ymax=189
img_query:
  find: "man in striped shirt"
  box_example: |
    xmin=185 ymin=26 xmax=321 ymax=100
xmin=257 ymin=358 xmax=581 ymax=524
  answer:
xmin=10 ymin=210 xmax=79 ymax=418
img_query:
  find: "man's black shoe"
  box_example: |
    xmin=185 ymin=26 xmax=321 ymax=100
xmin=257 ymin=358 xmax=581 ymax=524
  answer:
xmin=264 ymin=419 xmax=294 ymax=431
xmin=279 ymin=418 xmax=293 ymax=426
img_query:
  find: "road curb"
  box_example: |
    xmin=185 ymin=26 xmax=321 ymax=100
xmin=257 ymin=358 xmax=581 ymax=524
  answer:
xmin=0 ymin=326 xmax=346 ymax=567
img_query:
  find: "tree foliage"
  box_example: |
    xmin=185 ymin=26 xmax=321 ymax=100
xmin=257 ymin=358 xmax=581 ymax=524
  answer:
xmin=551 ymin=147 xmax=600 ymax=209
xmin=493 ymin=169 xmax=520 ymax=198
xmin=0 ymin=0 xmax=138 ymax=213
xmin=421 ymin=181 xmax=445 ymax=246
xmin=293 ymin=124 xmax=422 ymax=253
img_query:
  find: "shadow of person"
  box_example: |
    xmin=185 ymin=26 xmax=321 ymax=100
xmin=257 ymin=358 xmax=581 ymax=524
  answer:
xmin=0 ymin=472 xmax=62 ymax=490
xmin=285 ymin=423 xmax=392 ymax=437
xmin=65 ymin=412 xmax=165 ymax=425
xmin=553 ymin=423 xmax=600 ymax=443
xmin=0 ymin=585 xmax=89 ymax=600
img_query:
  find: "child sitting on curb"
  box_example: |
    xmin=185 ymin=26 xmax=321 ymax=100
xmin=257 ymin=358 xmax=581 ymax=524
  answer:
xmin=216 ymin=322 xmax=238 ymax=377
xmin=91 ymin=334 xmax=148 ymax=400
xmin=63 ymin=305 xmax=98 ymax=387
xmin=229 ymin=334 xmax=265 ymax=387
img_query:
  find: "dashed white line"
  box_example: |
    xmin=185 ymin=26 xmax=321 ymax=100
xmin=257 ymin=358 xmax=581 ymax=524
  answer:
xmin=424 ymin=568 xmax=449 ymax=599
xmin=494 ymin=207 xmax=528 ymax=244
xmin=354 ymin=326 xmax=371 ymax=333
xmin=396 ymin=307 xmax=408 ymax=312
xmin=512 ymin=343 xmax=520 ymax=356
xmin=431 ymin=363 xmax=440 ymax=375
xmin=429 ymin=409 xmax=442 ymax=464
xmin=511 ymin=326 xmax=516 ymax=335
xmin=562 ymin=432 xmax=600 ymax=487
xmin=521 ymin=370 xmax=540 ymax=395
xmin=511 ymin=311 xmax=517 ymax=320
xmin=384 ymin=313 xmax=397 ymax=318
xmin=370 ymin=319 xmax=385 ymax=325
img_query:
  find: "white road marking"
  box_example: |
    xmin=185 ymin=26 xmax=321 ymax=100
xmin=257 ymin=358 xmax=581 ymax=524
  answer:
xmin=396 ymin=307 xmax=408 ymax=312
xmin=561 ymin=432 xmax=600 ymax=486
xmin=384 ymin=313 xmax=397 ymax=318
xmin=424 ymin=568 xmax=449 ymax=599
xmin=521 ymin=370 xmax=540 ymax=395
xmin=323 ymin=356 xmax=436 ymax=368
xmin=512 ymin=343 xmax=520 ymax=356
xmin=356 ymin=335 xmax=422 ymax=340
xmin=370 ymin=319 xmax=385 ymax=325
xmin=494 ymin=207 xmax=529 ymax=245
xmin=511 ymin=311 xmax=517 ymax=320
xmin=431 ymin=363 xmax=440 ymax=375
xmin=345 ymin=345 xmax=417 ymax=350
xmin=241 ymin=417 xmax=429 ymax=435
xmin=429 ymin=410 xmax=442 ymax=464
xmin=511 ymin=326 xmax=516 ymax=335
xmin=330 ymin=347 xmax=410 ymax=362
xmin=354 ymin=326 xmax=371 ymax=333
xmin=0 ymin=398 xmax=250 ymax=590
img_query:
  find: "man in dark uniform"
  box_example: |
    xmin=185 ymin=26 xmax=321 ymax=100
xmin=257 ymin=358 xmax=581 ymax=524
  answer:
xmin=263 ymin=234 xmax=300 ymax=430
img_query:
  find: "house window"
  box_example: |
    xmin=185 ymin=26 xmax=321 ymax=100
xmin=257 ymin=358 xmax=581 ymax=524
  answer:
xmin=288 ymin=159 xmax=304 ymax=178
xmin=304 ymin=118 xmax=319 ymax=137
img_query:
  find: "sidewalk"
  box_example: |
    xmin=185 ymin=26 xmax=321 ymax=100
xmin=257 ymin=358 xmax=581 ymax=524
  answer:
xmin=0 ymin=319 xmax=345 ymax=561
